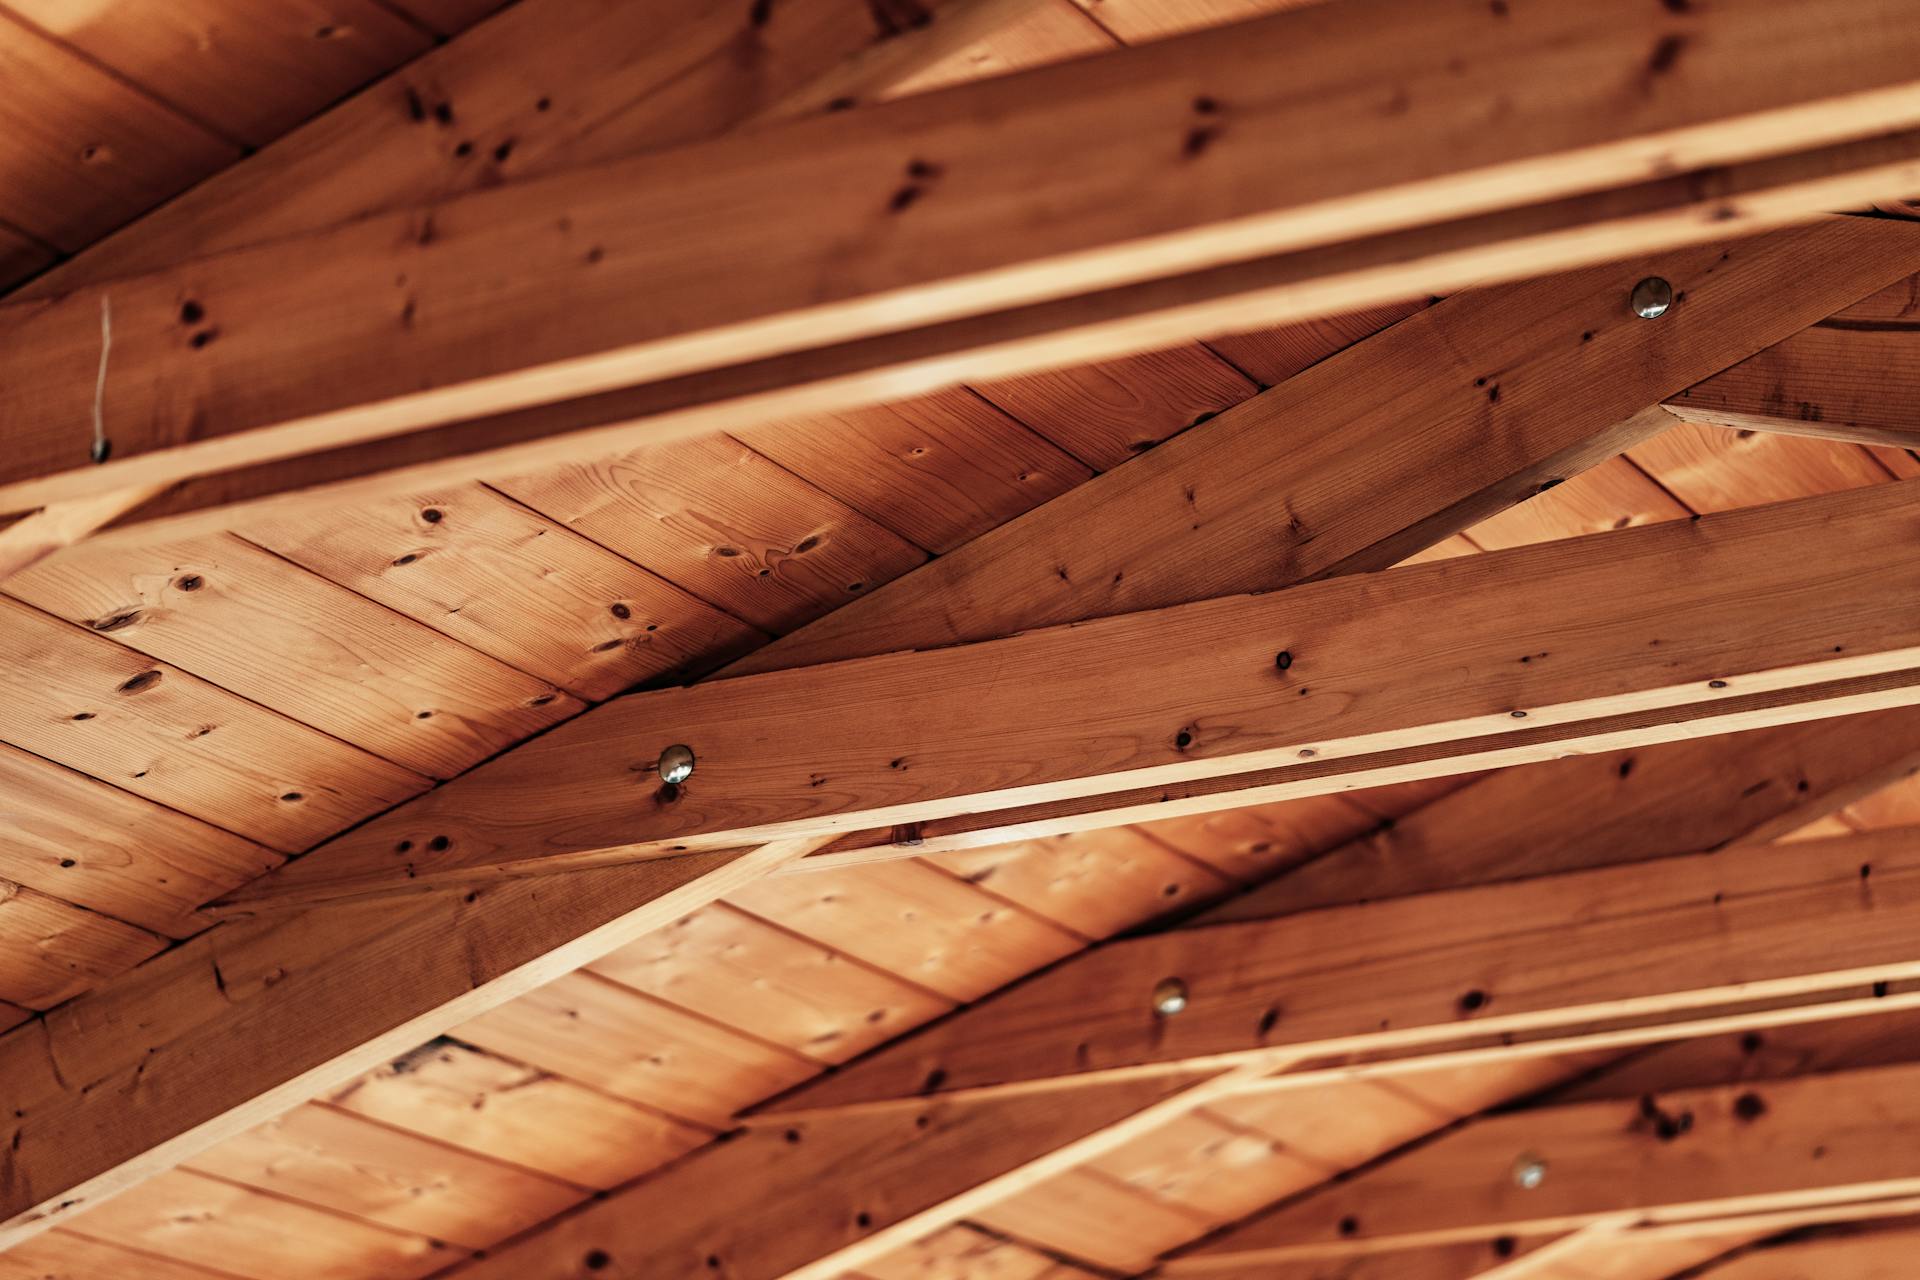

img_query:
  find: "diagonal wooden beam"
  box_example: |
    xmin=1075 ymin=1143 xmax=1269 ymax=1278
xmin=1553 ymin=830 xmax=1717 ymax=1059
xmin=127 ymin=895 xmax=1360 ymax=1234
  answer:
xmin=10 ymin=0 xmax=1920 ymax=520
xmin=5 ymin=219 xmax=1906 ymax=1242
xmin=220 ymin=475 xmax=1920 ymax=908
xmin=1177 ymin=1061 xmax=1920 ymax=1265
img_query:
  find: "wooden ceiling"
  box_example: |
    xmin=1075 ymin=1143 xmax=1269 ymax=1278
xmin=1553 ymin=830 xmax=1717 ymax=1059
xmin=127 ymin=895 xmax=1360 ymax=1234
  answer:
xmin=5 ymin=1 xmax=1920 ymax=1278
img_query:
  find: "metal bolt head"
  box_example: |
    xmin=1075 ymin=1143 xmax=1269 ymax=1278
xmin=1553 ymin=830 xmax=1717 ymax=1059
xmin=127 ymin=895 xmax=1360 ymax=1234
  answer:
xmin=657 ymin=744 xmax=696 ymax=785
xmin=1511 ymin=1153 xmax=1549 ymax=1190
xmin=1629 ymin=276 xmax=1674 ymax=320
xmin=1151 ymin=977 xmax=1189 ymax=1018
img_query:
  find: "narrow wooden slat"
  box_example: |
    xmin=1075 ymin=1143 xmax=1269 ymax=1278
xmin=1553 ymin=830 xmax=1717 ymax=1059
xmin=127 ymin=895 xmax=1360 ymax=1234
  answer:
xmin=17 ymin=0 xmax=1920 ymax=514
xmin=1081 ymin=1111 xmax=1334 ymax=1226
xmin=226 ymin=477 xmax=1920 ymax=905
xmin=0 ymin=883 xmax=162 ymax=1009
xmin=0 ymin=10 xmax=234 ymax=250
xmin=451 ymin=972 xmax=816 ymax=1126
xmin=587 ymin=905 xmax=954 ymax=1064
xmin=734 ymin=391 xmax=1094 ymax=554
xmin=773 ymin=826 xmax=1920 ymax=1107
xmin=0 ymin=740 xmax=280 ymax=937
xmin=0 ymin=597 xmax=425 ymax=850
xmin=182 ymin=1104 xmax=582 ymax=1249
xmin=495 ymin=435 xmax=926 ymax=635
xmin=3 ymin=0 xmax=432 ymax=148
xmin=748 ymin=221 xmax=1920 ymax=674
xmin=6 ymin=533 xmax=579 ymax=779
xmin=970 ymin=1167 xmax=1212 ymax=1271
xmin=325 ymin=1039 xmax=708 ymax=1191
xmin=65 ymin=1169 xmax=453 ymax=1280
xmin=231 ymin=483 xmax=765 ymax=700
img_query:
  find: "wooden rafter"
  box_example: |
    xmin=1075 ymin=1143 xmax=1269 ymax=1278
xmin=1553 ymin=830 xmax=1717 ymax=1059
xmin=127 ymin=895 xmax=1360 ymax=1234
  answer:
xmin=8 ymin=0 xmax=1920 ymax=531
xmin=222 ymin=475 xmax=1920 ymax=907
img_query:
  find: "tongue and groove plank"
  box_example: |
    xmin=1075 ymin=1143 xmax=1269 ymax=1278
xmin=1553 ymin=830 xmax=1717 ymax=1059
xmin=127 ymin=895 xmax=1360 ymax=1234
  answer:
xmin=15 ymin=0 xmax=1920 ymax=515
xmin=775 ymin=826 xmax=1920 ymax=1108
xmin=744 ymin=218 xmax=1920 ymax=674
xmin=0 ymin=597 xmax=425 ymax=851
xmin=1183 ymin=1062 xmax=1920 ymax=1261
xmin=224 ymin=476 xmax=1920 ymax=907
xmin=4 ymin=533 xmax=578 ymax=779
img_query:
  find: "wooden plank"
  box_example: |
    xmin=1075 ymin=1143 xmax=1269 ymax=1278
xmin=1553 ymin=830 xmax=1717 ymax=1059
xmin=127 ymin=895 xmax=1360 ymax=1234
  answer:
xmin=0 ymin=10 xmax=234 ymax=251
xmin=0 ymin=884 xmax=162 ymax=1010
xmin=222 ymin=477 xmax=1920 ymax=906
xmin=494 ymin=434 xmax=926 ymax=636
xmin=450 ymin=971 xmax=817 ymax=1126
xmin=1201 ymin=710 xmax=1920 ymax=924
xmin=745 ymin=220 xmax=1920 ymax=674
xmin=17 ymin=0 xmax=1920 ymax=515
xmin=1695 ymin=1224 xmax=1920 ymax=1278
xmin=585 ymin=904 xmax=954 ymax=1064
xmin=0 ymin=597 xmax=426 ymax=851
xmin=6 ymin=533 xmax=580 ymax=778
xmin=770 ymin=826 xmax=1920 ymax=1107
xmin=1631 ymin=420 xmax=1897 ymax=510
xmin=181 ymin=1103 xmax=581 ymax=1249
xmin=1184 ymin=1062 xmax=1920 ymax=1260
xmin=1452 ymin=455 xmax=1688 ymax=551
xmin=0 ymin=223 xmax=53 ymax=293
xmin=923 ymin=827 xmax=1232 ymax=938
xmin=324 ymin=1039 xmax=708 ymax=1191
xmin=890 ymin=0 xmax=1114 ymax=97
xmin=857 ymin=1224 xmax=1079 ymax=1280
xmin=231 ymin=483 xmax=766 ymax=700
xmin=0 ymin=740 xmax=280 ymax=937
xmin=0 ymin=1228 xmax=242 ymax=1280
xmin=376 ymin=0 xmax=506 ymax=37
xmin=727 ymin=860 xmax=1083 ymax=1002
xmin=734 ymin=391 xmax=1093 ymax=553
xmin=969 ymin=1167 xmax=1212 ymax=1270
xmin=3 ymin=0 xmax=432 ymax=148
xmin=63 ymin=1168 xmax=453 ymax=1280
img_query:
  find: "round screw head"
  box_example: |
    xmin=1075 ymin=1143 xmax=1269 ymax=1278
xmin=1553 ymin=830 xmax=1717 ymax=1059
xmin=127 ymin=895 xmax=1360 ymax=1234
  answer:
xmin=1151 ymin=977 xmax=1189 ymax=1017
xmin=1511 ymin=1153 xmax=1549 ymax=1190
xmin=1629 ymin=276 xmax=1674 ymax=319
xmin=657 ymin=744 xmax=696 ymax=785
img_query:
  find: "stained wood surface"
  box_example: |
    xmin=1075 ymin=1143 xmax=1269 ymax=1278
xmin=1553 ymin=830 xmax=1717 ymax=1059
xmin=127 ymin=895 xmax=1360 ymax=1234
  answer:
xmin=15 ymin=0 xmax=1920 ymax=516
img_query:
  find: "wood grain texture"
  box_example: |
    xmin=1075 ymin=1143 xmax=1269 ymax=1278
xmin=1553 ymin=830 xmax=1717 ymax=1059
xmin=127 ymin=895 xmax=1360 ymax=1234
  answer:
xmin=233 ymin=482 xmax=765 ymax=700
xmin=3 ymin=0 xmax=432 ymax=148
xmin=0 ymin=597 xmax=425 ymax=850
xmin=0 ymin=9 xmax=234 ymax=250
xmin=924 ymin=828 xmax=1231 ymax=938
xmin=6 ymin=533 xmax=579 ymax=778
xmin=64 ymin=1169 xmax=453 ymax=1280
xmin=776 ymin=826 xmax=1920 ymax=1106
xmin=182 ymin=1103 xmax=582 ymax=1249
xmin=231 ymin=477 xmax=1920 ymax=903
xmin=17 ymin=0 xmax=1920 ymax=514
xmin=325 ymin=1039 xmax=709 ymax=1191
xmin=970 ymin=1167 xmax=1211 ymax=1270
xmin=496 ymin=435 xmax=926 ymax=636
xmin=587 ymin=905 xmax=952 ymax=1064
xmin=451 ymin=971 xmax=817 ymax=1126
xmin=0 ymin=223 xmax=53 ymax=292
xmin=0 ymin=740 xmax=280 ymax=937
xmin=0 ymin=1228 xmax=242 ymax=1279
xmin=0 ymin=883 xmax=162 ymax=1010
xmin=750 ymin=221 xmax=1920 ymax=674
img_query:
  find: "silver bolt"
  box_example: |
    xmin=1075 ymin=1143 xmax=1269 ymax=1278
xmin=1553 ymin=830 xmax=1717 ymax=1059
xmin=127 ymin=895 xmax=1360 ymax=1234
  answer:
xmin=1511 ymin=1153 xmax=1548 ymax=1190
xmin=1629 ymin=276 xmax=1674 ymax=320
xmin=1151 ymin=977 xmax=1189 ymax=1017
xmin=657 ymin=744 xmax=696 ymax=785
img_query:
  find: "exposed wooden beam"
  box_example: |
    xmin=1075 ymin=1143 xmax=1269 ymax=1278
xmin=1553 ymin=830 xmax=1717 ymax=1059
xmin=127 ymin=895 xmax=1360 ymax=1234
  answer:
xmin=1666 ymin=267 xmax=1920 ymax=448
xmin=1177 ymin=1061 xmax=1920 ymax=1264
xmin=770 ymin=825 xmax=1920 ymax=1109
xmin=5 ymin=205 xmax=1826 ymax=1256
xmin=10 ymin=0 xmax=1920 ymax=520
xmin=1691 ymin=1223 xmax=1920 ymax=1279
xmin=219 ymin=477 xmax=1920 ymax=909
